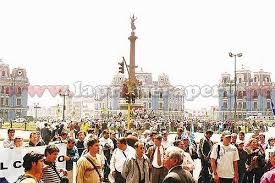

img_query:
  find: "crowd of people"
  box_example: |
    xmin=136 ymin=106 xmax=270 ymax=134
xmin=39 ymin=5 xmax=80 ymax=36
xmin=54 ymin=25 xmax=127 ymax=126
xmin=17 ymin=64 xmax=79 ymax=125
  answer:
xmin=0 ymin=118 xmax=275 ymax=183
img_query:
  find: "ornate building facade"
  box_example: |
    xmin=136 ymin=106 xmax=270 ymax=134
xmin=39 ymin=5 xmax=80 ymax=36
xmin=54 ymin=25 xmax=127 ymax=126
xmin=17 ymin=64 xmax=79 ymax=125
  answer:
xmin=94 ymin=70 xmax=185 ymax=119
xmin=0 ymin=61 xmax=29 ymax=120
xmin=218 ymin=68 xmax=274 ymax=121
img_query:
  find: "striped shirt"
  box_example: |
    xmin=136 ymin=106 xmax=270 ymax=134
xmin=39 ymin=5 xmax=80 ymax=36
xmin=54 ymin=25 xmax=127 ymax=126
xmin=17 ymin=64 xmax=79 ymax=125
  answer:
xmin=42 ymin=164 xmax=61 ymax=183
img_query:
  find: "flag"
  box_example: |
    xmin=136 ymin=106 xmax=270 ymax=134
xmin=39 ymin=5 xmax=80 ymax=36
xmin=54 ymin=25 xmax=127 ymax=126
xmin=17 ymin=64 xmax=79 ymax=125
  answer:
xmin=271 ymin=100 xmax=275 ymax=116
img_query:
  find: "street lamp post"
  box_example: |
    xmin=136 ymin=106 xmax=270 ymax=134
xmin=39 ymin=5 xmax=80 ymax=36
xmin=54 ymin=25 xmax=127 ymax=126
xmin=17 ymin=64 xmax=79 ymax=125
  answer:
xmin=34 ymin=103 xmax=41 ymax=122
xmin=229 ymin=52 xmax=242 ymax=132
xmin=59 ymin=89 xmax=70 ymax=122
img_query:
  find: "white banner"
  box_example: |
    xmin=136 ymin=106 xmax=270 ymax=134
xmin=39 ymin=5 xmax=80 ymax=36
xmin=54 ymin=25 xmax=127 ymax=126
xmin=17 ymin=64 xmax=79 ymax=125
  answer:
xmin=0 ymin=143 xmax=67 ymax=183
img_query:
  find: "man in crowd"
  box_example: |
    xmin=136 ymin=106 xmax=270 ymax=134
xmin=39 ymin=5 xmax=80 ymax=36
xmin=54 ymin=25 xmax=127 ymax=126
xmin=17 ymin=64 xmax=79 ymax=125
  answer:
xmin=198 ymin=129 xmax=214 ymax=183
xmin=99 ymin=129 xmax=114 ymax=181
xmin=163 ymin=146 xmax=195 ymax=183
xmin=210 ymin=131 xmax=239 ymax=183
xmin=28 ymin=132 xmax=43 ymax=147
xmin=76 ymin=131 xmax=86 ymax=156
xmin=161 ymin=131 xmax=172 ymax=150
xmin=41 ymin=123 xmax=52 ymax=145
xmin=65 ymin=138 xmax=79 ymax=183
xmin=122 ymin=141 xmax=150 ymax=183
xmin=175 ymin=128 xmax=184 ymax=141
xmin=3 ymin=128 xmax=15 ymax=148
xmin=15 ymin=152 xmax=44 ymax=183
xmin=173 ymin=140 xmax=194 ymax=172
xmin=236 ymin=140 xmax=248 ymax=183
xmin=146 ymin=134 xmax=167 ymax=183
xmin=238 ymin=131 xmax=245 ymax=141
xmin=231 ymin=133 xmax=238 ymax=146
xmin=110 ymin=137 xmax=136 ymax=183
xmin=76 ymin=138 xmax=103 ymax=183
xmin=42 ymin=144 xmax=68 ymax=183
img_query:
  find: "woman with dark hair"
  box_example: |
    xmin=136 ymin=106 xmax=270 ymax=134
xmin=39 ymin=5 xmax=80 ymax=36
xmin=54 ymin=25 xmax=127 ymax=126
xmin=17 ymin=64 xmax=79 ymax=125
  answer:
xmin=15 ymin=152 xmax=44 ymax=183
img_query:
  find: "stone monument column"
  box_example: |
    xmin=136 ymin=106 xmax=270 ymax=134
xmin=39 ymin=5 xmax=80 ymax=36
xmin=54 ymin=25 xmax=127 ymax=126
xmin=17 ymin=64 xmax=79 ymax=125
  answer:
xmin=128 ymin=15 xmax=138 ymax=87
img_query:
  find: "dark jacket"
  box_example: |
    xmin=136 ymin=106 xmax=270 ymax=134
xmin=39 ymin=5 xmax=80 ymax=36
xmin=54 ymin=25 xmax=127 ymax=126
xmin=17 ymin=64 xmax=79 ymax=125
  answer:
xmin=66 ymin=146 xmax=79 ymax=171
xmin=162 ymin=165 xmax=195 ymax=183
xmin=238 ymin=149 xmax=248 ymax=173
xmin=198 ymin=137 xmax=213 ymax=160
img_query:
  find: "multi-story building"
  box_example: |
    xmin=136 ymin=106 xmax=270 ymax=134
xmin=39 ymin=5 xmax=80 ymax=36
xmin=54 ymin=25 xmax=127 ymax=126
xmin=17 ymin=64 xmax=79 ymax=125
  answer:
xmin=0 ymin=61 xmax=29 ymax=120
xmin=218 ymin=68 xmax=274 ymax=121
xmin=94 ymin=69 xmax=185 ymax=119
xmin=65 ymin=96 xmax=95 ymax=120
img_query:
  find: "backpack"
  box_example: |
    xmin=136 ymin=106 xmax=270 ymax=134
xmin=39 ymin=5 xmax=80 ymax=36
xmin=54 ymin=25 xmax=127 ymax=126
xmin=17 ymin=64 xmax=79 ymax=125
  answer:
xmin=217 ymin=144 xmax=221 ymax=159
xmin=15 ymin=174 xmax=34 ymax=183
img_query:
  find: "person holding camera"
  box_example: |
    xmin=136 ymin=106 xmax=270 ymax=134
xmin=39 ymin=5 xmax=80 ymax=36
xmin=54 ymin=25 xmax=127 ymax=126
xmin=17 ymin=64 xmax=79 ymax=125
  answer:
xmin=99 ymin=130 xmax=114 ymax=182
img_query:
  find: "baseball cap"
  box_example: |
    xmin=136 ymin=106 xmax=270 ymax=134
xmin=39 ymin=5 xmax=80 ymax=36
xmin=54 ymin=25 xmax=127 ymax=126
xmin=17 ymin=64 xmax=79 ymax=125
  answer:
xmin=222 ymin=130 xmax=231 ymax=137
xmin=236 ymin=140 xmax=245 ymax=145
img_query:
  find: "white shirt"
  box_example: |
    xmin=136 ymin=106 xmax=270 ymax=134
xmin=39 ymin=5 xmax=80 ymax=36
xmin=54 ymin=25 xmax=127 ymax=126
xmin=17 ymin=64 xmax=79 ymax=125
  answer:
xmin=152 ymin=146 xmax=164 ymax=168
xmin=3 ymin=138 xmax=14 ymax=148
xmin=110 ymin=145 xmax=136 ymax=172
xmin=99 ymin=137 xmax=114 ymax=150
xmin=162 ymin=139 xmax=172 ymax=150
xmin=210 ymin=143 xmax=239 ymax=179
xmin=182 ymin=151 xmax=195 ymax=171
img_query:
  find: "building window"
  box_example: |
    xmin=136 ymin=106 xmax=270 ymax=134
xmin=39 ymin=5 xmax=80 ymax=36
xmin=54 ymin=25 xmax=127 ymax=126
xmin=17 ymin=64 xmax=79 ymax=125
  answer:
xmin=143 ymin=102 xmax=147 ymax=108
xmin=159 ymin=103 xmax=163 ymax=109
xmin=267 ymin=102 xmax=271 ymax=109
xmin=1 ymin=71 xmax=5 ymax=77
xmin=254 ymin=77 xmax=257 ymax=82
xmin=238 ymin=91 xmax=243 ymax=98
xmin=0 ymin=98 xmax=3 ymax=106
xmin=243 ymin=102 xmax=246 ymax=109
xmin=160 ymin=92 xmax=163 ymax=99
xmin=1 ymin=86 xmax=4 ymax=93
xmin=5 ymin=87 xmax=9 ymax=95
xmin=238 ymin=102 xmax=242 ymax=109
xmin=253 ymin=90 xmax=258 ymax=99
xmin=223 ymin=102 xmax=227 ymax=109
xmin=254 ymin=102 xmax=258 ymax=110
xmin=243 ymin=91 xmax=246 ymax=96
xmin=239 ymin=78 xmax=242 ymax=83
xmin=5 ymin=98 xmax=8 ymax=106
xmin=149 ymin=103 xmax=151 ymax=109
xmin=267 ymin=91 xmax=271 ymax=99
xmin=149 ymin=91 xmax=151 ymax=98
xmin=223 ymin=91 xmax=227 ymax=98
xmin=17 ymin=87 xmax=22 ymax=95
xmin=267 ymin=77 xmax=270 ymax=82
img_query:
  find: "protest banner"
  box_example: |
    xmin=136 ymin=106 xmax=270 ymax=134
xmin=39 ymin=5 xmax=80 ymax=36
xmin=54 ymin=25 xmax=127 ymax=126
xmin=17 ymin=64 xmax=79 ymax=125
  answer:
xmin=0 ymin=143 xmax=66 ymax=183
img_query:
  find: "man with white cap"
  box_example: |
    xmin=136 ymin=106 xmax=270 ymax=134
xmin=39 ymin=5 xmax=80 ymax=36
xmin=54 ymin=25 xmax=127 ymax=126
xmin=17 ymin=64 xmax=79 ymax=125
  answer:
xmin=210 ymin=130 xmax=239 ymax=183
